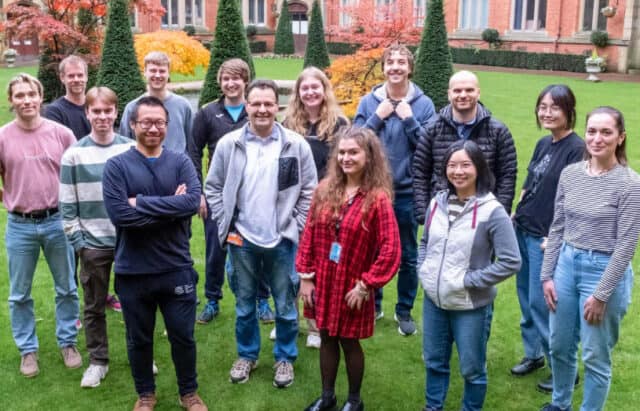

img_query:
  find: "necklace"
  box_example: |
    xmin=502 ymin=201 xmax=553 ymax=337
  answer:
xmin=586 ymin=160 xmax=618 ymax=176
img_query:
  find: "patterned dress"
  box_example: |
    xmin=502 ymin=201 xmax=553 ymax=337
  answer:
xmin=296 ymin=190 xmax=401 ymax=338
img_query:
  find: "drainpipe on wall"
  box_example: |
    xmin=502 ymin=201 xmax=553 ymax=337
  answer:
xmin=554 ymin=0 xmax=563 ymax=53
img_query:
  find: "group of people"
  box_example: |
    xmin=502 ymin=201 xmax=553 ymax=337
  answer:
xmin=0 ymin=42 xmax=638 ymax=411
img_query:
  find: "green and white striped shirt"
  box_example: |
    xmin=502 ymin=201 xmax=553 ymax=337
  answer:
xmin=59 ymin=134 xmax=134 ymax=251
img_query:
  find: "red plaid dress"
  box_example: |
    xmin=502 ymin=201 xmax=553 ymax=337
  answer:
xmin=296 ymin=190 xmax=401 ymax=338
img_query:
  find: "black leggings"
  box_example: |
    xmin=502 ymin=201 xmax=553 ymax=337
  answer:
xmin=319 ymin=329 xmax=364 ymax=397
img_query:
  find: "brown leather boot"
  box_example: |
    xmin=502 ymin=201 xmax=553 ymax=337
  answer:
xmin=133 ymin=393 xmax=157 ymax=411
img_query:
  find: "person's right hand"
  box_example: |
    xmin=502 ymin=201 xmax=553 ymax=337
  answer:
xmin=542 ymin=279 xmax=557 ymax=312
xmin=300 ymin=278 xmax=316 ymax=309
xmin=375 ymin=99 xmax=395 ymax=120
xmin=175 ymin=183 xmax=187 ymax=195
xmin=198 ymin=194 xmax=208 ymax=219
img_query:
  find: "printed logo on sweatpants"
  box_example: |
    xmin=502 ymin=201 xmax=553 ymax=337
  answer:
xmin=174 ymin=284 xmax=195 ymax=295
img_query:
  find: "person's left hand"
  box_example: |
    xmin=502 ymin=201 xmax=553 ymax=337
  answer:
xmin=583 ymin=295 xmax=606 ymax=325
xmin=198 ymin=194 xmax=208 ymax=219
xmin=395 ymin=101 xmax=413 ymax=120
xmin=345 ymin=282 xmax=368 ymax=310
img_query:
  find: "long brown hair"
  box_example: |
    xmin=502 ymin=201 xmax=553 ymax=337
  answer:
xmin=312 ymin=126 xmax=393 ymax=223
xmin=283 ymin=67 xmax=344 ymax=142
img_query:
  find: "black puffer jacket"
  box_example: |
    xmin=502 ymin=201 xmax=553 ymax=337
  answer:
xmin=412 ymin=103 xmax=517 ymax=223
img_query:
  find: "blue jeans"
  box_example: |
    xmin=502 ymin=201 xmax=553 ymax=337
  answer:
xmin=423 ymin=295 xmax=492 ymax=411
xmin=375 ymin=193 xmax=418 ymax=317
xmin=6 ymin=213 xmax=79 ymax=355
xmin=515 ymin=227 xmax=549 ymax=360
xmin=228 ymin=238 xmax=299 ymax=362
xmin=549 ymin=243 xmax=633 ymax=411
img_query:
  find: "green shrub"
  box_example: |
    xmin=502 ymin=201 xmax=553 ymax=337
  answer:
xmin=449 ymin=47 xmax=587 ymax=73
xmin=249 ymin=41 xmax=267 ymax=53
xmin=481 ymin=28 xmax=500 ymax=44
xmin=303 ymin=0 xmax=330 ymax=69
xmin=274 ymin=1 xmax=295 ymax=55
xmin=326 ymin=42 xmax=361 ymax=55
xmin=246 ymin=24 xmax=258 ymax=38
xmin=96 ymin=0 xmax=146 ymax=121
xmin=37 ymin=47 xmax=64 ymax=103
xmin=590 ymin=31 xmax=609 ymax=48
xmin=183 ymin=25 xmax=196 ymax=36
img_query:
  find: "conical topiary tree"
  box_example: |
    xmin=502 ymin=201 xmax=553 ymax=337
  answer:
xmin=413 ymin=0 xmax=453 ymax=111
xmin=96 ymin=0 xmax=146 ymax=121
xmin=199 ymin=0 xmax=255 ymax=107
xmin=37 ymin=47 xmax=64 ymax=103
xmin=274 ymin=0 xmax=294 ymax=55
xmin=303 ymin=0 xmax=330 ymax=69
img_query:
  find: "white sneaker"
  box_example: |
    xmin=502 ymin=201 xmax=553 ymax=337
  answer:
xmin=269 ymin=327 xmax=276 ymax=341
xmin=306 ymin=334 xmax=321 ymax=349
xmin=152 ymin=360 xmax=159 ymax=375
xmin=80 ymin=364 xmax=108 ymax=388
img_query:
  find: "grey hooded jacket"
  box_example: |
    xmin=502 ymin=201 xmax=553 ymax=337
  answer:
xmin=204 ymin=122 xmax=317 ymax=245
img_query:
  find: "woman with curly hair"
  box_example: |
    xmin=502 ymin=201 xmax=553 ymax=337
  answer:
xmin=296 ymin=126 xmax=401 ymax=411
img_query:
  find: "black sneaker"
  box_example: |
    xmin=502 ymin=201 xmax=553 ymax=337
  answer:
xmin=540 ymin=403 xmax=571 ymax=411
xmin=394 ymin=313 xmax=417 ymax=336
xmin=511 ymin=356 xmax=545 ymax=376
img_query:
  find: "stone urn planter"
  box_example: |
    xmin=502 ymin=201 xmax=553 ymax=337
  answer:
xmin=3 ymin=48 xmax=17 ymax=67
xmin=585 ymin=52 xmax=606 ymax=82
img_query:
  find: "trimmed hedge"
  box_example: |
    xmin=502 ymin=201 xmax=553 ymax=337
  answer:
xmin=249 ymin=41 xmax=267 ymax=53
xmin=450 ymin=48 xmax=587 ymax=73
xmin=303 ymin=0 xmax=330 ymax=69
xmin=326 ymin=42 xmax=361 ymax=55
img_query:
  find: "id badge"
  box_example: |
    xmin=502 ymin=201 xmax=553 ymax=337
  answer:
xmin=227 ymin=232 xmax=243 ymax=247
xmin=329 ymin=242 xmax=342 ymax=263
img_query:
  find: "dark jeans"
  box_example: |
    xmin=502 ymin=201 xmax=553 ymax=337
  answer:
xmin=79 ymin=247 xmax=114 ymax=365
xmin=203 ymin=214 xmax=270 ymax=302
xmin=116 ymin=268 xmax=198 ymax=396
xmin=375 ymin=193 xmax=418 ymax=316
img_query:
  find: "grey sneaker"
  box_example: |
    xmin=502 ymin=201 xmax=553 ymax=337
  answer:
xmin=80 ymin=364 xmax=109 ymax=388
xmin=273 ymin=360 xmax=294 ymax=388
xmin=229 ymin=358 xmax=257 ymax=384
xmin=61 ymin=345 xmax=83 ymax=368
xmin=20 ymin=352 xmax=39 ymax=378
xmin=375 ymin=310 xmax=384 ymax=321
xmin=394 ymin=313 xmax=417 ymax=336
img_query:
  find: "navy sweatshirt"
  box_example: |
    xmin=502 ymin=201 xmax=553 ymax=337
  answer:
xmin=102 ymin=147 xmax=201 ymax=275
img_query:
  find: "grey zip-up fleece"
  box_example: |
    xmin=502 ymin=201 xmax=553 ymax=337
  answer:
xmin=418 ymin=190 xmax=521 ymax=310
xmin=204 ymin=122 xmax=317 ymax=246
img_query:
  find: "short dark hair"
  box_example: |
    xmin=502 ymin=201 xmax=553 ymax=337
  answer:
xmin=535 ymin=84 xmax=576 ymax=130
xmin=246 ymin=79 xmax=279 ymax=102
xmin=585 ymin=106 xmax=627 ymax=165
xmin=441 ymin=140 xmax=495 ymax=196
xmin=130 ymin=96 xmax=169 ymax=123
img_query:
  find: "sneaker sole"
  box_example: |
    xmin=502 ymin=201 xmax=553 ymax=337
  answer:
xmin=81 ymin=380 xmax=102 ymax=388
xmin=21 ymin=369 xmax=39 ymax=378
xmin=273 ymin=379 xmax=293 ymax=388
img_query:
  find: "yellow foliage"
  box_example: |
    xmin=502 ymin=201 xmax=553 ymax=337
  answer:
xmin=134 ymin=30 xmax=210 ymax=76
xmin=327 ymin=48 xmax=385 ymax=118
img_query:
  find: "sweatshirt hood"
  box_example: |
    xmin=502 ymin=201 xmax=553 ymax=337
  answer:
xmin=372 ymin=81 xmax=425 ymax=104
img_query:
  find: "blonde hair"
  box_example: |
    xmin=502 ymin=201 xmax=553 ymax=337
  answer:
xmin=85 ymin=86 xmax=118 ymax=108
xmin=283 ymin=67 xmax=345 ymax=142
xmin=144 ymin=51 xmax=170 ymax=68
xmin=59 ymin=55 xmax=88 ymax=76
xmin=217 ymin=58 xmax=251 ymax=86
xmin=7 ymin=73 xmax=43 ymax=100
xmin=312 ymin=126 xmax=393 ymax=224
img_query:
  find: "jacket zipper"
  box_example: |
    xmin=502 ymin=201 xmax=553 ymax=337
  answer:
xmin=435 ymin=222 xmax=451 ymax=308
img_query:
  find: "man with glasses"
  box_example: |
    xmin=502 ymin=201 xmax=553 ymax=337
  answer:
xmin=103 ymin=96 xmax=207 ymax=411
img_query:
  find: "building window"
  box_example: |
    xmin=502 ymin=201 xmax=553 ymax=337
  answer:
xmin=339 ymin=0 xmax=352 ymax=27
xmin=414 ymin=0 xmax=426 ymax=27
xmin=512 ymin=0 xmax=547 ymax=31
xmin=248 ymin=0 xmax=265 ymax=25
xmin=582 ymin=0 xmax=607 ymax=31
xmin=161 ymin=0 xmax=204 ymax=28
xmin=459 ymin=0 xmax=488 ymax=30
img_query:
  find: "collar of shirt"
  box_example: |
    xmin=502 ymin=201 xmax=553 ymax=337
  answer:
xmin=245 ymin=125 xmax=280 ymax=144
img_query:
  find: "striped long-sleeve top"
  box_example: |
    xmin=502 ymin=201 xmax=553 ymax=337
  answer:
xmin=59 ymin=134 xmax=134 ymax=251
xmin=540 ymin=161 xmax=640 ymax=302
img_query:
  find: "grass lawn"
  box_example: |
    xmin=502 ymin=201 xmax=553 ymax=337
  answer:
xmin=0 ymin=65 xmax=639 ymax=410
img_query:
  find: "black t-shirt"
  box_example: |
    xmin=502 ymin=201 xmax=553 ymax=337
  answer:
xmin=514 ymin=131 xmax=585 ymax=237
xmin=304 ymin=117 xmax=348 ymax=180
xmin=43 ymin=97 xmax=91 ymax=140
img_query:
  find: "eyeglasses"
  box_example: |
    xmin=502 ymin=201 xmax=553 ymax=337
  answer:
xmin=135 ymin=119 xmax=168 ymax=130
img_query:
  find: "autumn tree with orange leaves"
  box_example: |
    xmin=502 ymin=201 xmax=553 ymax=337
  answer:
xmin=1 ymin=0 xmax=164 ymax=101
